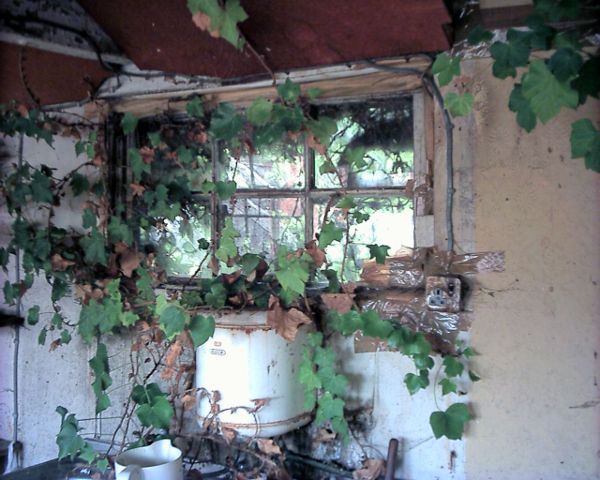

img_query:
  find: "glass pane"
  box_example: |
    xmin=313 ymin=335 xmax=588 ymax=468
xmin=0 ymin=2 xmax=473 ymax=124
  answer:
xmin=222 ymin=140 xmax=305 ymax=189
xmin=315 ymin=98 xmax=414 ymax=189
xmin=146 ymin=203 xmax=212 ymax=277
xmin=225 ymin=197 xmax=305 ymax=258
xmin=314 ymin=196 xmax=413 ymax=281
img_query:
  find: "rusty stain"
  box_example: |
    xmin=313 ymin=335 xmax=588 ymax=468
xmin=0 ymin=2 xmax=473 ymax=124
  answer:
xmin=198 ymin=411 xmax=312 ymax=430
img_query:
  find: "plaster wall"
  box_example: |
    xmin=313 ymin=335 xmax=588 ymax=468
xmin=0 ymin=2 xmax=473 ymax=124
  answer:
xmin=453 ymin=58 xmax=600 ymax=480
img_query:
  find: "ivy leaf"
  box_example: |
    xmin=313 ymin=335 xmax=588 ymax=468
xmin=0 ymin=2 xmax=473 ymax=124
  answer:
xmin=79 ymin=228 xmax=107 ymax=266
xmin=430 ymin=403 xmax=471 ymax=440
xmin=570 ymin=119 xmax=600 ymax=172
xmin=440 ymin=378 xmax=457 ymax=395
xmin=361 ymin=310 xmax=393 ymax=338
xmin=318 ymin=221 xmax=344 ymax=248
xmin=159 ymin=304 xmax=188 ymax=340
xmin=489 ymin=30 xmax=531 ymax=79
xmin=315 ymin=391 xmax=345 ymax=426
xmin=27 ymin=305 xmax=40 ymax=325
xmin=148 ymin=131 xmax=162 ymax=147
xmin=462 ymin=347 xmax=478 ymax=358
xmin=367 ymin=244 xmax=390 ymax=264
xmin=188 ymin=314 xmax=215 ymax=347
xmin=107 ymin=216 xmax=133 ymax=245
xmin=216 ymin=217 xmax=239 ymax=262
xmin=413 ymin=354 xmax=434 ymax=370
xmin=508 ymin=84 xmax=537 ymax=132
xmin=467 ymin=25 xmax=493 ymax=45
xmin=205 ymin=282 xmax=227 ymax=309
xmin=306 ymin=117 xmax=337 ymax=146
xmin=336 ymin=196 xmax=356 ymax=210
xmin=121 ymin=112 xmax=138 ymax=134
xmin=89 ymin=343 xmax=112 ymax=414
xmin=186 ymin=96 xmax=204 ymax=118
xmin=136 ymin=395 xmax=173 ymax=430
xmin=56 ymin=411 xmax=85 ymax=460
xmin=443 ymin=356 xmax=465 ymax=377
xmin=571 ymin=57 xmax=600 ymax=104
xmin=444 ymin=92 xmax=474 ymax=118
xmin=209 ymin=102 xmax=243 ymax=142
xmin=129 ymin=148 xmax=150 ymax=182
xmin=275 ymin=247 xmax=310 ymax=297
xmin=548 ymin=48 xmax=582 ymax=82
xmin=469 ymin=370 xmax=481 ymax=382
xmin=431 ymin=53 xmax=461 ymax=87
xmin=299 ymin=350 xmax=322 ymax=391
xmin=247 ymin=97 xmax=273 ymax=126
xmin=30 ymin=170 xmax=53 ymax=203
xmin=404 ymin=370 xmax=430 ymax=395
xmin=38 ymin=326 xmax=47 ymax=345
xmin=277 ymin=78 xmax=301 ymax=103
xmin=60 ymin=329 xmax=71 ymax=345
xmin=318 ymin=366 xmax=348 ymax=397
xmin=215 ymin=180 xmax=237 ymax=200
xmin=328 ymin=310 xmax=362 ymax=336
xmin=82 ymin=208 xmax=97 ymax=229
xmin=521 ymin=60 xmax=579 ymax=123
xmin=307 ymin=87 xmax=322 ymax=98
xmin=402 ymin=333 xmax=431 ymax=356
xmin=70 ymin=173 xmax=89 ymax=196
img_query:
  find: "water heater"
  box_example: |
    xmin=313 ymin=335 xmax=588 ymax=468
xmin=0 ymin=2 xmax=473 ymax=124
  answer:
xmin=196 ymin=310 xmax=314 ymax=437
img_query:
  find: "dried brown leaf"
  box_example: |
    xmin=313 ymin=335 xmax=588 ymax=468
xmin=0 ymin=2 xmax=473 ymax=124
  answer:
xmin=51 ymin=254 xmax=75 ymax=272
xmin=256 ymin=438 xmax=282 ymax=456
xmin=130 ymin=183 xmax=145 ymax=197
xmin=223 ymin=270 xmax=241 ymax=285
xmin=49 ymin=339 xmax=61 ymax=352
xmin=305 ymin=240 xmax=326 ymax=268
xmin=353 ymin=459 xmax=385 ymax=480
xmin=119 ymin=248 xmax=141 ymax=278
xmin=267 ymin=296 xmax=312 ymax=342
xmin=222 ymin=426 xmax=237 ymax=444
xmin=139 ymin=146 xmax=155 ymax=163
xmin=181 ymin=393 xmax=196 ymax=411
xmin=321 ymin=293 xmax=355 ymax=314
xmin=251 ymin=398 xmax=269 ymax=411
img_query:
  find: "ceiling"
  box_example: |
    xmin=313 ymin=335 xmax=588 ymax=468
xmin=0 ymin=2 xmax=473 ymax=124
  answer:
xmin=0 ymin=0 xmax=452 ymax=106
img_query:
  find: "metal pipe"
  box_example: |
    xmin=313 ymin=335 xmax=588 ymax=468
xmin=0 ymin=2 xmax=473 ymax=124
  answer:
xmin=384 ymin=438 xmax=399 ymax=480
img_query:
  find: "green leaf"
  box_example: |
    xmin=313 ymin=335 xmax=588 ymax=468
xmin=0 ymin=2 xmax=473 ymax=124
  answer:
xmin=329 ymin=310 xmax=362 ymax=336
xmin=277 ymin=78 xmax=301 ymax=103
xmin=315 ymin=391 xmax=345 ymax=426
xmin=367 ymin=244 xmax=390 ymax=264
xmin=148 ymin=131 xmax=162 ymax=147
xmin=299 ymin=351 xmax=322 ymax=391
xmin=188 ymin=0 xmax=248 ymax=49
xmin=136 ymin=395 xmax=173 ymax=430
xmin=121 ymin=112 xmax=138 ymax=134
xmin=443 ymin=356 xmax=465 ymax=377
xmin=318 ymin=366 xmax=348 ymax=397
xmin=215 ymin=180 xmax=237 ymax=200
xmin=413 ymin=354 xmax=434 ymax=370
xmin=361 ymin=310 xmax=394 ymax=338
xmin=570 ymin=119 xmax=600 ymax=172
xmin=38 ymin=326 xmax=47 ymax=345
xmin=186 ymin=96 xmax=204 ymax=118
xmin=27 ymin=305 xmax=40 ymax=325
xmin=129 ymin=148 xmax=150 ymax=182
xmin=462 ymin=347 xmax=478 ymax=358
xmin=188 ymin=314 xmax=215 ymax=347
xmin=431 ymin=53 xmax=461 ymax=87
xmin=521 ymin=60 xmax=579 ymax=124
xmin=216 ymin=217 xmax=239 ymax=262
xmin=508 ymin=84 xmax=537 ymax=132
xmin=548 ymin=48 xmax=582 ymax=82
xmin=70 ymin=173 xmax=89 ymax=196
xmin=159 ymin=304 xmax=188 ymax=340
xmin=107 ymin=216 xmax=133 ymax=245
xmin=336 ymin=196 xmax=356 ymax=210
xmin=404 ymin=370 xmax=429 ymax=395
xmin=467 ymin=25 xmax=493 ymax=45
xmin=82 ymin=208 xmax=96 ymax=229
xmin=469 ymin=370 xmax=481 ymax=382
xmin=209 ymin=102 xmax=243 ymax=142
xmin=444 ymin=92 xmax=474 ymax=118
xmin=56 ymin=412 xmax=85 ymax=460
xmin=275 ymin=247 xmax=310 ymax=297
xmin=79 ymin=228 xmax=107 ymax=266
xmin=247 ymin=97 xmax=273 ymax=126
xmin=440 ymin=378 xmax=457 ymax=395
xmin=307 ymin=87 xmax=322 ymax=98
xmin=402 ymin=333 xmax=432 ymax=356
xmin=430 ymin=403 xmax=471 ymax=440
xmin=30 ymin=170 xmax=53 ymax=203
xmin=60 ymin=329 xmax=71 ymax=345
xmin=318 ymin=221 xmax=344 ymax=248
xmin=306 ymin=116 xmax=337 ymax=146
xmin=78 ymin=444 xmax=97 ymax=464
xmin=96 ymin=458 xmax=109 ymax=472
xmin=572 ymin=57 xmax=600 ymax=104
xmin=89 ymin=343 xmax=112 ymax=414
xmin=205 ymin=282 xmax=227 ymax=309
xmin=489 ymin=30 xmax=531 ymax=79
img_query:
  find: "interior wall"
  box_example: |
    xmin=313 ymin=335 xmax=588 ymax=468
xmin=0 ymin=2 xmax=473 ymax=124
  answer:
xmin=453 ymin=57 xmax=600 ymax=480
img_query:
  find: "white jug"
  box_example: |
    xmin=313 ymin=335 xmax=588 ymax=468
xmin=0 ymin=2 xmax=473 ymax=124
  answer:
xmin=114 ymin=439 xmax=183 ymax=480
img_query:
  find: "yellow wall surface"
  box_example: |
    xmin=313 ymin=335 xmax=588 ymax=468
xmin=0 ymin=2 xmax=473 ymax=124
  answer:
xmin=451 ymin=58 xmax=600 ymax=479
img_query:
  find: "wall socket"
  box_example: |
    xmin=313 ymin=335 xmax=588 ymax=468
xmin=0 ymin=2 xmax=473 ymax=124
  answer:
xmin=425 ymin=276 xmax=461 ymax=312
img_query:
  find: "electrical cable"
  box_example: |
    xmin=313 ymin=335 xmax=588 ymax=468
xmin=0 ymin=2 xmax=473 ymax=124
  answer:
xmin=362 ymin=59 xmax=455 ymax=252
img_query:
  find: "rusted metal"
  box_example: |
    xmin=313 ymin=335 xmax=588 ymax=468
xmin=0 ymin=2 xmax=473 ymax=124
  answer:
xmin=385 ymin=438 xmax=399 ymax=480
xmin=198 ymin=411 xmax=313 ymax=431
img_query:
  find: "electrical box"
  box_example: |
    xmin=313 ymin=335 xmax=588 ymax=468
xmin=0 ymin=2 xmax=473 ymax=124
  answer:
xmin=425 ymin=276 xmax=461 ymax=312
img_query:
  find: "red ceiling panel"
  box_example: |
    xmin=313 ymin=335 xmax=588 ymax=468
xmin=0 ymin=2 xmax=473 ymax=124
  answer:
xmin=79 ymin=0 xmax=451 ymax=78
xmin=0 ymin=43 xmax=111 ymax=106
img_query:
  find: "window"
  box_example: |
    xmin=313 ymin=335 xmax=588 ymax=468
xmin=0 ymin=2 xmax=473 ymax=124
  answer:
xmin=125 ymin=94 xmax=419 ymax=282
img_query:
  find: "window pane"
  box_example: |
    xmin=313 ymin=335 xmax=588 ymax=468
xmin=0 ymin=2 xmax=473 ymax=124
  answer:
xmin=226 ymin=197 xmax=305 ymax=258
xmin=222 ymin=140 xmax=305 ymax=189
xmin=315 ymin=98 xmax=414 ymax=189
xmin=147 ymin=204 xmax=212 ymax=277
xmin=314 ymin=196 xmax=413 ymax=281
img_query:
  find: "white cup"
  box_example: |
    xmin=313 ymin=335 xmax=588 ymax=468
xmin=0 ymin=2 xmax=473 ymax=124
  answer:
xmin=114 ymin=439 xmax=183 ymax=480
